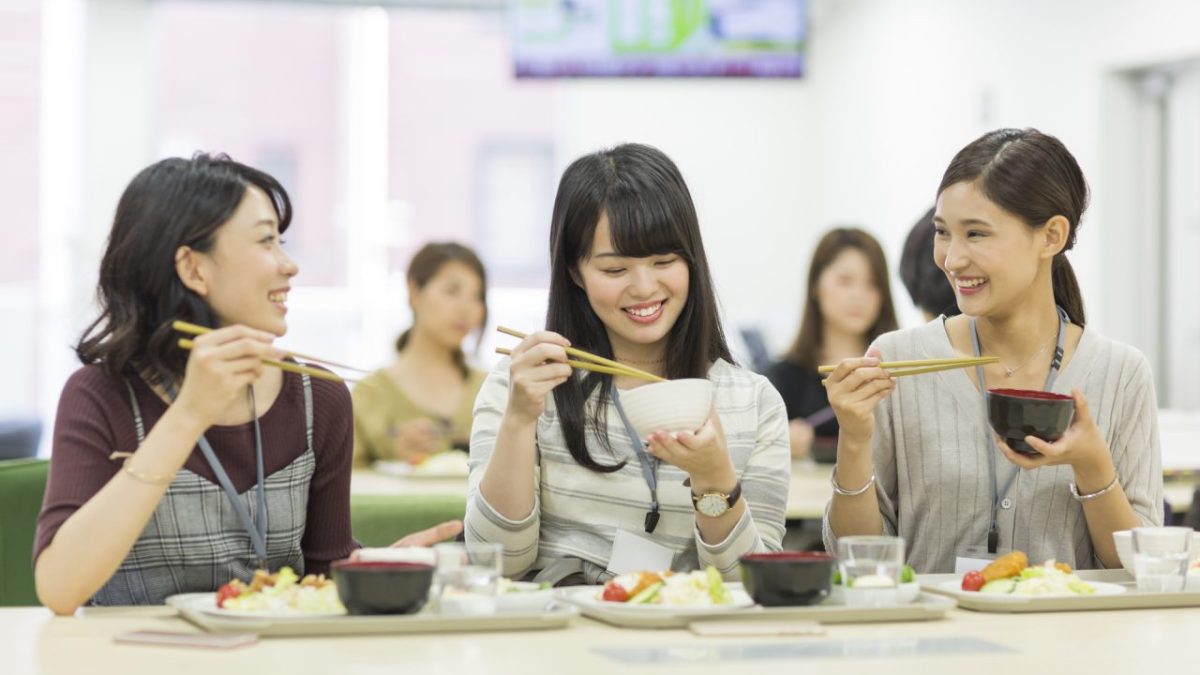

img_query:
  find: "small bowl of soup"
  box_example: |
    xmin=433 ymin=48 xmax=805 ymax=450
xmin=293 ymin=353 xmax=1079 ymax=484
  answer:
xmin=739 ymin=551 xmax=834 ymax=607
xmin=987 ymin=388 xmax=1074 ymax=455
xmin=332 ymin=561 xmax=434 ymax=615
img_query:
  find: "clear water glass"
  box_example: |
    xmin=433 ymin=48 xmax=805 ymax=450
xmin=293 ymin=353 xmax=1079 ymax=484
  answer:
xmin=434 ymin=542 xmax=502 ymax=615
xmin=837 ymin=535 xmax=905 ymax=607
xmin=1132 ymin=527 xmax=1191 ymax=593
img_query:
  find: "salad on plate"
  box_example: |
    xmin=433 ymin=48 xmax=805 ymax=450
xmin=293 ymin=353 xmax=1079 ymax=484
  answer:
xmin=599 ymin=567 xmax=733 ymax=607
xmin=214 ymin=567 xmax=345 ymax=615
xmin=960 ymin=551 xmax=1095 ymax=596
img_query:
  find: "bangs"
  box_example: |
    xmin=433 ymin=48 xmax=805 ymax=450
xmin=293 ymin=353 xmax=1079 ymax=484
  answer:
xmin=593 ymin=188 xmax=691 ymax=260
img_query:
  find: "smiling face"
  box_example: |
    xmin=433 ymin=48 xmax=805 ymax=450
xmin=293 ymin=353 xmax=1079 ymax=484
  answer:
xmin=933 ymin=180 xmax=1062 ymax=319
xmin=182 ymin=185 xmax=298 ymax=336
xmin=576 ymin=212 xmax=690 ymax=359
xmin=410 ymin=260 xmax=486 ymax=350
xmin=814 ymin=247 xmax=883 ymax=338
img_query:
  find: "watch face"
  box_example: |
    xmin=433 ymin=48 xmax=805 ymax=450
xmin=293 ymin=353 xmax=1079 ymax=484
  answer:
xmin=697 ymin=494 xmax=729 ymax=518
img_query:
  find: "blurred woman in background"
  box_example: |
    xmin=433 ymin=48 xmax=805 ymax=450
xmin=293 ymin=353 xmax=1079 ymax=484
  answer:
xmin=352 ymin=243 xmax=488 ymax=468
xmin=900 ymin=207 xmax=960 ymax=322
xmin=767 ymin=228 xmax=898 ymax=460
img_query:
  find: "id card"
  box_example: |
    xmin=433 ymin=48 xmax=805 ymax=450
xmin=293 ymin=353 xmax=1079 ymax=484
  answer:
xmin=607 ymin=529 xmax=676 ymax=575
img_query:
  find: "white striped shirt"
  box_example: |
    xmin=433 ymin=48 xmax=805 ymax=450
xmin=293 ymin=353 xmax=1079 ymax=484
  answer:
xmin=822 ymin=320 xmax=1164 ymax=571
xmin=466 ymin=358 xmax=791 ymax=581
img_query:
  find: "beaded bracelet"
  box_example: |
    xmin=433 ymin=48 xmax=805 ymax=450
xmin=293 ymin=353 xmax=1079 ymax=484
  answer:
xmin=1069 ymin=473 xmax=1120 ymax=502
xmin=830 ymin=468 xmax=876 ymax=497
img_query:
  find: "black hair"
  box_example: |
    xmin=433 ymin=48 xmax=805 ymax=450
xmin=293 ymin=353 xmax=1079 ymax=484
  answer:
xmin=75 ymin=153 xmax=292 ymax=385
xmin=545 ymin=144 xmax=731 ymax=473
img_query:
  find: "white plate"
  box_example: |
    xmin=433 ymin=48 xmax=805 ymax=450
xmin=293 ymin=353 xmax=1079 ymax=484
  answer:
xmin=166 ymin=592 xmax=347 ymax=620
xmin=933 ymin=579 xmax=1127 ymax=600
xmin=562 ymin=585 xmax=755 ymax=616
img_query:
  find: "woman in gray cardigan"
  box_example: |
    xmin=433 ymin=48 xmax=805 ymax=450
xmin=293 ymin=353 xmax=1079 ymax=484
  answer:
xmin=823 ymin=129 xmax=1162 ymax=572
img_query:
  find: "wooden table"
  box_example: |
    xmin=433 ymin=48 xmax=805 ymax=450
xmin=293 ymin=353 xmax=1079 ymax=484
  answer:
xmin=3 ymin=600 xmax=1195 ymax=675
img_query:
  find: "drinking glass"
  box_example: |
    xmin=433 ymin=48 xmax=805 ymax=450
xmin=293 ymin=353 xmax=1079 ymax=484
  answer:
xmin=434 ymin=542 xmax=503 ymax=615
xmin=1132 ymin=527 xmax=1191 ymax=593
xmin=837 ymin=535 xmax=905 ymax=607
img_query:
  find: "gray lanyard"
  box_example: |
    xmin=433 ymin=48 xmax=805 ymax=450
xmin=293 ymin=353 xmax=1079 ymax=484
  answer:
xmin=610 ymin=387 xmax=660 ymax=533
xmin=164 ymin=378 xmax=269 ymax=569
xmin=970 ymin=306 xmax=1067 ymax=553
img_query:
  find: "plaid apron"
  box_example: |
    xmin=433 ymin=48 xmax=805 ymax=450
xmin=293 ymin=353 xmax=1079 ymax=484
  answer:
xmin=90 ymin=374 xmax=315 ymax=606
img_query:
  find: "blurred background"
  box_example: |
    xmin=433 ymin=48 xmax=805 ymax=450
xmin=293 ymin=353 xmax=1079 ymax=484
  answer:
xmin=0 ymin=0 xmax=1197 ymax=458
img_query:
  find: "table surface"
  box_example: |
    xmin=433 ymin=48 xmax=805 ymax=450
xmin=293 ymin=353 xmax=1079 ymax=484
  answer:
xmin=3 ymin=591 xmax=1196 ymax=675
xmin=352 ymin=462 xmax=1199 ymax=521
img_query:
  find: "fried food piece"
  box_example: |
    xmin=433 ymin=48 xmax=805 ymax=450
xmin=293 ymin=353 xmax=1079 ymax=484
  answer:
xmin=626 ymin=571 xmax=664 ymax=597
xmin=248 ymin=569 xmax=276 ymax=593
xmin=981 ymin=551 xmax=1028 ymax=582
xmin=300 ymin=573 xmax=331 ymax=589
xmin=1054 ymin=562 xmax=1073 ymax=574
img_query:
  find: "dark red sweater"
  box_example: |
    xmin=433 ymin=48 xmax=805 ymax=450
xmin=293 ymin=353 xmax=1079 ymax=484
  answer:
xmin=35 ymin=365 xmax=358 ymax=575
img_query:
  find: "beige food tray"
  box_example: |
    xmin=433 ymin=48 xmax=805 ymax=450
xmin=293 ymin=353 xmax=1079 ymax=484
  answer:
xmin=560 ymin=586 xmax=955 ymax=630
xmin=169 ymin=594 xmax=578 ymax=637
xmin=921 ymin=569 xmax=1200 ymax=613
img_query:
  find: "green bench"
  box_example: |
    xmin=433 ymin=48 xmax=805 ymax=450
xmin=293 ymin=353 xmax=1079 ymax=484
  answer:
xmin=0 ymin=458 xmax=464 ymax=606
xmin=0 ymin=459 xmax=47 ymax=606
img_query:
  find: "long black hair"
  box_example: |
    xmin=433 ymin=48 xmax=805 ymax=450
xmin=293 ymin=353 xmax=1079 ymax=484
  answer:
xmin=937 ymin=128 xmax=1088 ymax=325
xmin=546 ymin=143 xmax=732 ymax=473
xmin=394 ymin=241 xmax=489 ymax=379
xmin=785 ymin=227 xmax=898 ymax=371
xmin=75 ymin=153 xmax=292 ymax=386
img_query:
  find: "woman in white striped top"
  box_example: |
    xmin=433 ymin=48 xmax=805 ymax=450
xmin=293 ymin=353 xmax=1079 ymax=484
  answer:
xmin=466 ymin=144 xmax=791 ymax=584
xmin=823 ymin=129 xmax=1162 ymax=571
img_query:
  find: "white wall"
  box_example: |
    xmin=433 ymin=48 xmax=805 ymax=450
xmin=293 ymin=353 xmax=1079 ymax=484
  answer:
xmin=555 ymin=0 xmax=1200 ymax=375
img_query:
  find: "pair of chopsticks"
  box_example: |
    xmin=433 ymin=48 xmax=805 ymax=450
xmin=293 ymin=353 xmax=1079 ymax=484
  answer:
xmin=495 ymin=326 xmax=666 ymax=383
xmin=172 ymin=320 xmax=368 ymax=384
xmin=818 ymin=355 xmax=1000 ymax=378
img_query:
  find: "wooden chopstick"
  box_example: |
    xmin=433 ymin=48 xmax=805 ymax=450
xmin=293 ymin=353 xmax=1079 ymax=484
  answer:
xmin=172 ymin=320 xmax=371 ymax=373
xmin=817 ymin=356 xmax=999 ymax=376
xmin=495 ymin=326 xmax=666 ymax=383
xmin=177 ymin=338 xmax=356 ymax=384
xmin=494 ymin=347 xmax=649 ymax=381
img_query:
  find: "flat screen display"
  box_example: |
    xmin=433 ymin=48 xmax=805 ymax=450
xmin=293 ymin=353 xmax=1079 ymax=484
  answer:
xmin=511 ymin=0 xmax=807 ymax=78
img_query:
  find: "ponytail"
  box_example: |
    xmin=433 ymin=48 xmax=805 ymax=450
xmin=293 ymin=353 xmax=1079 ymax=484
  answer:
xmin=1051 ymin=256 xmax=1086 ymax=326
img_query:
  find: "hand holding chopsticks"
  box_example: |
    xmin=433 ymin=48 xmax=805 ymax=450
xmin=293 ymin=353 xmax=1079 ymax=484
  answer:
xmin=496 ymin=326 xmax=665 ymax=383
xmin=172 ymin=320 xmax=361 ymax=384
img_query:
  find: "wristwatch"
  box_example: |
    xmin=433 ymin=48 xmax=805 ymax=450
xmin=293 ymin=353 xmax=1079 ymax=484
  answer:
xmin=689 ymin=481 xmax=742 ymax=518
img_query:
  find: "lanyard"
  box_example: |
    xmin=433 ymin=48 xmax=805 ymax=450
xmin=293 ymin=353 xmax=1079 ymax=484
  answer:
xmin=165 ymin=378 xmax=269 ymax=569
xmin=610 ymin=387 xmax=660 ymax=534
xmin=970 ymin=306 xmax=1067 ymax=553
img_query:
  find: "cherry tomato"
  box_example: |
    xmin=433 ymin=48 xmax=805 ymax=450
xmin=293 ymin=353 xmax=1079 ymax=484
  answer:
xmin=216 ymin=582 xmax=241 ymax=608
xmin=601 ymin=582 xmax=629 ymax=603
xmin=961 ymin=570 xmax=985 ymax=592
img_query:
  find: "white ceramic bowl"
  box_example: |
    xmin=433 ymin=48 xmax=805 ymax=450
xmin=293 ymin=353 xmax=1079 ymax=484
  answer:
xmin=1112 ymin=528 xmax=1200 ymax=573
xmin=617 ymin=379 xmax=714 ymax=438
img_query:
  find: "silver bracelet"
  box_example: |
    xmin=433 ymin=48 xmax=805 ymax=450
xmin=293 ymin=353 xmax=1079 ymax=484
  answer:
xmin=831 ymin=467 xmax=875 ymax=497
xmin=1069 ymin=473 xmax=1120 ymax=502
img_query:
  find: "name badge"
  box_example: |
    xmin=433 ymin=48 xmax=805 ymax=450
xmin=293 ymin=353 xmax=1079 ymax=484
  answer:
xmin=607 ymin=529 xmax=676 ymax=575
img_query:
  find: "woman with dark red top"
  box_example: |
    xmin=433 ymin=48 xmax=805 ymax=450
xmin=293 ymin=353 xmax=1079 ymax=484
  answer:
xmin=34 ymin=155 xmax=459 ymax=614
